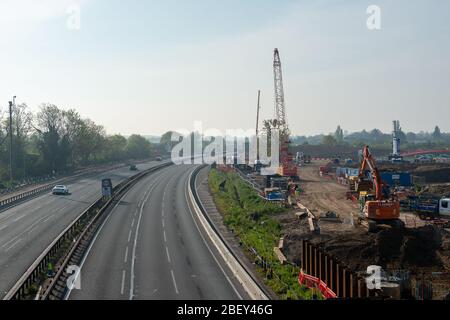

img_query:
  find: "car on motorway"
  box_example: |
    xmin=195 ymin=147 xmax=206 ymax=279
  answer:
xmin=52 ymin=185 xmax=70 ymax=195
xmin=156 ymin=156 xmax=162 ymax=161
xmin=129 ymin=164 xmax=138 ymax=171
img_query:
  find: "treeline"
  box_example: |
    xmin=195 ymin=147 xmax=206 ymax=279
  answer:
xmin=292 ymin=125 xmax=450 ymax=150
xmin=0 ymin=103 xmax=156 ymax=187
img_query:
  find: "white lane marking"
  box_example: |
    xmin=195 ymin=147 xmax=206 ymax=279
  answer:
xmin=65 ymin=178 xmax=140 ymax=300
xmin=170 ymin=270 xmax=179 ymax=295
xmin=12 ymin=215 xmax=25 ymax=223
xmin=121 ymin=270 xmax=126 ymax=295
xmin=28 ymin=224 xmax=41 ymax=235
xmin=0 ymin=223 xmax=9 ymax=232
xmin=0 ymin=199 xmax=48 ymax=224
xmin=4 ymin=238 xmax=22 ymax=252
xmin=2 ymin=211 xmax=55 ymax=249
xmin=124 ymin=246 xmax=129 ymax=263
xmin=163 ymin=230 xmax=167 ymax=243
xmin=66 ymin=164 xmax=167 ymax=300
xmin=166 ymin=247 xmax=171 ymax=263
xmin=0 ymin=212 xmax=47 ymax=247
xmin=129 ymin=171 xmax=168 ymax=300
xmin=128 ymin=230 xmax=132 ymax=243
xmin=162 ymin=219 xmax=165 ymax=229
xmin=131 ymin=218 xmax=135 ymax=228
xmin=184 ymin=169 xmax=243 ymax=300
xmin=2 ymin=235 xmax=21 ymax=249
xmin=42 ymin=214 xmax=54 ymax=224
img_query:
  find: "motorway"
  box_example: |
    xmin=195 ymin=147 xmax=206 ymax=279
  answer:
xmin=0 ymin=161 xmax=163 ymax=298
xmin=69 ymin=164 xmax=248 ymax=300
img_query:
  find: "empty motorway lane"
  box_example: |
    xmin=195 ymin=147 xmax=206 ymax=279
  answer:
xmin=0 ymin=161 xmax=163 ymax=298
xmin=69 ymin=164 xmax=248 ymax=300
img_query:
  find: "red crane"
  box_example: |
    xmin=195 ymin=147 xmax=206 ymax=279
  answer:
xmin=273 ymin=49 xmax=297 ymax=178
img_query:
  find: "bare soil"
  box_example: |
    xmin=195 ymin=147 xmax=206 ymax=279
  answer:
xmin=278 ymin=160 xmax=450 ymax=299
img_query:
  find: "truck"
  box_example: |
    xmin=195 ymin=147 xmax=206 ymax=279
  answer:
xmin=404 ymin=196 xmax=450 ymax=219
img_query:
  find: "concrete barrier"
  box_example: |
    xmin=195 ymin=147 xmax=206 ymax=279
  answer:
xmin=187 ymin=167 xmax=269 ymax=300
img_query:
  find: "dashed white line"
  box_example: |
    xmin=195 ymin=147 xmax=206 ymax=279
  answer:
xmin=42 ymin=214 xmax=54 ymax=224
xmin=128 ymin=230 xmax=132 ymax=243
xmin=121 ymin=270 xmax=126 ymax=295
xmin=4 ymin=238 xmax=22 ymax=252
xmin=2 ymin=235 xmax=21 ymax=249
xmin=28 ymin=224 xmax=40 ymax=235
xmin=170 ymin=270 xmax=179 ymax=295
xmin=166 ymin=246 xmax=171 ymax=263
xmin=0 ymin=223 xmax=9 ymax=232
xmin=163 ymin=230 xmax=167 ymax=243
xmin=162 ymin=219 xmax=165 ymax=229
xmin=131 ymin=218 xmax=135 ymax=228
xmin=130 ymin=172 xmax=167 ymax=300
xmin=65 ymin=182 xmax=136 ymax=300
xmin=12 ymin=215 xmax=25 ymax=223
xmin=124 ymin=246 xmax=129 ymax=263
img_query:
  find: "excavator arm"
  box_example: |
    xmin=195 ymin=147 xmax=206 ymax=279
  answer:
xmin=358 ymin=146 xmax=384 ymax=201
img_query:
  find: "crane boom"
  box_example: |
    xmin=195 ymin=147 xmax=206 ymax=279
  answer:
xmin=273 ymin=48 xmax=288 ymax=134
xmin=272 ymin=48 xmax=297 ymax=178
xmin=256 ymin=90 xmax=261 ymax=162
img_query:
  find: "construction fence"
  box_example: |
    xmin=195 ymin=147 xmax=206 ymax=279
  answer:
xmin=300 ymin=239 xmax=370 ymax=299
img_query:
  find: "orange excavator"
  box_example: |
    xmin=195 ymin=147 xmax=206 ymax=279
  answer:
xmin=358 ymin=146 xmax=404 ymax=232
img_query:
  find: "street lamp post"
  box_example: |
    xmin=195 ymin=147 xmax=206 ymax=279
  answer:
xmin=8 ymin=96 xmax=16 ymax=184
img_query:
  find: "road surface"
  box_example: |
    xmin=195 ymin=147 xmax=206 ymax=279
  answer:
xmin=0 ymin=161 xmax=162 ymax=298
xmin=69 ymin=164 xmax=247 ymax=300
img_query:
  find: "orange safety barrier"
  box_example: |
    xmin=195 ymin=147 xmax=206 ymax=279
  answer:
xmin=298 ymin=270 xmax=337 ymax=299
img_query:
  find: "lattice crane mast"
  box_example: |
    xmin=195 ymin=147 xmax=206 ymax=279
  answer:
xmin=272 ymin=48 xmax=297 ymax=177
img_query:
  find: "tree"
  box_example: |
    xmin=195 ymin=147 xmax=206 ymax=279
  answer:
xmin=322 ymin=135 xmax=337 ymax=146
xmin=406 ymin=132 xmax=417 ymax=144
xmin=126 ymin=135 xmax=152 ymax=159
xmin=160 ymin=131 xmax=180 ymax=152
xmin=74 ymin=119 xmax=105 ymax=165
xmin=104 ymin=135 xmax=127 ymax=162
xmin=35 ymin=104 xmax=67 ymax=173
xmin=334 ymin=125 xmax=344 ymax=143
xmin=432 ymin=126 xmax=442 ymax=141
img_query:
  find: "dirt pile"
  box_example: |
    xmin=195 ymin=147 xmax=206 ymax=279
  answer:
xmin=422 ymin=185 xmax=450 ymax=197
xmin=413 ymin=166 xmax=450 ymax=183
xmin=400 ymin=226 xmax=443 ymax=267
xmin=284 ymin=226 xmax=444 ymax=272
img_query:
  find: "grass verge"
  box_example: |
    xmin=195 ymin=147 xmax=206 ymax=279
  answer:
xmin=209 ymin=168 xmax=319 ymax=300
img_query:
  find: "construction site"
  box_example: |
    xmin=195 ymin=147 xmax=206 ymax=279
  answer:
xmin=222 ymin=48 xmax=450 ymax=300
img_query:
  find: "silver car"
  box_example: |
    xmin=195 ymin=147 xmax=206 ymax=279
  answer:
xmin=52 ymin=185 xmax=69 ymax=195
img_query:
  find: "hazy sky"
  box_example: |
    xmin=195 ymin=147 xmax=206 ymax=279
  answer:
xmin=1 ymin=0 xmax=449 ymax=136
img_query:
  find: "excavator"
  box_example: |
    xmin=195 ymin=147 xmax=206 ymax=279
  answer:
xmin=357 ymin=146 xmax=404 ymax=232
